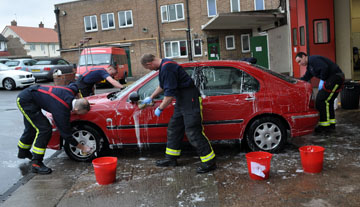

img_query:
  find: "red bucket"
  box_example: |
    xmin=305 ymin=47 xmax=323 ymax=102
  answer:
xmin=299 ymin=145 xmax=325 ymax=173
xmin=246 ymin=151 xmax=273 ymax=180
xmin=92 ymin=157 xmax=118 ymax=185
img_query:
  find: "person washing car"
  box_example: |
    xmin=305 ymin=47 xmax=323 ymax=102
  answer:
xmin=295 ymin=52 xmax=344 ymax=133
xmin=140 ymin=54 xmax=216 ymax=174
xmin=75 ymin=65 xmax=125 ymax=97
xmin=16 ymin=83 xmax=91 ymax=174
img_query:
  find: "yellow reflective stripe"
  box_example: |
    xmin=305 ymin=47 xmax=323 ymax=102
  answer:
xmin=319 ymin=121 xmax=330 ymax=126
xmin=165 ymin=148 xmax=181 ymax=156
xmin=329 ymin=119 xmax=336 ymax=124
xmin=79 ymin=90 xmax=83 ymax=98
xmin=199 ymin=97 xmax=215 ymax=153
xmin=32 ymin=146 xmax=46 ymax=155
xmin=17 ymin=97 xmax=41 ymax=153
xmin=18 ymin=140 xmax=31 ymax=149
xmin=200 ymin=150 xmax=215 ymax=162
xmin=324 ymin=84 xmax=339 ymax=122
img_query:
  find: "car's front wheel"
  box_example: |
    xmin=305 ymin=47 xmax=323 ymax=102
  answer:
xmin=64 ymin=125 xmax=105 ymax=162
xmin=246 ymin=117 xmax=287 ymax=153
xmin=3 ymin=78 xmax=16 ymax=90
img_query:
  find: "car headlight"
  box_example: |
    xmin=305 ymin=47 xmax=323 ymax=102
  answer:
xmin=18 ymin=75 xmax=25 ymax=79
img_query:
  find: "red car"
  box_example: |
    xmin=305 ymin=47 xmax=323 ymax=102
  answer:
xmin=47 ymin=60 xmax=319 ymax=161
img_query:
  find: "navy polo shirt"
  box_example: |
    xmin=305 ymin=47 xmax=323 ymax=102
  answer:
xmin=158 ymin=59 xmax=193 ymax=97
xmin=82 ymin=68 xmax=110 ymax=84
xmin=301 ymin=55 xmax=343 ymax=81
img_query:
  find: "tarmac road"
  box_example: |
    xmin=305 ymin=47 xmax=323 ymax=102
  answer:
xmin=1 ymin=84 xmax=360 ymax=206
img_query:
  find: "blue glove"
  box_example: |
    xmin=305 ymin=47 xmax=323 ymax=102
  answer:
xmin=318 ymin=80 xmax=324 ymax=91
xmin=142 ymin=97 xmax=152 ymax=104
xmin=154 ymin=107 xmax=162 ymax=117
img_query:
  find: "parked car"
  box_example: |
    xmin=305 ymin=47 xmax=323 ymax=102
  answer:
xmin=0 ymin=63 xmax=35 ymax=90
xmin=5 ymin=58 xmax=37 ymax=71
xmin=0 ymin=58 xmax=10 ymax=64
xmin=46 ymin=60 xmax=319 ymax=161
xmin=29 ymin=58 xmax=74 ymax=80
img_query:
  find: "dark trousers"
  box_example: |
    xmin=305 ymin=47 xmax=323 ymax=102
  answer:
xmin=165 ymin=86 xmax=215 ymax=163
xmin=316 ymin=73 xmax=344 ymax=126
xmin=16 ymin=97 xmax=52 ymax=161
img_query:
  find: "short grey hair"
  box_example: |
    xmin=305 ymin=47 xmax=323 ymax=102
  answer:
xmin=140 ymin=54 xmax=155 ymax=66
xmin=75 ymin=98 xmax=90 ymax=111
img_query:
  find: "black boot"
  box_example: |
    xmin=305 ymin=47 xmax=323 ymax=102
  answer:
xmin=31 ymin=160 xmax=52 ymax=174
xmin=314 ymin=125 xmax=331 ymax=133
xmin=330 ymin=124 xmax=336 ymax=130
xmin=155 ymin=157 xmax=177 ymax=167
xmin=197 ymin=161 xmax=217 ymax=174
xmin=17 ymin=148 xmax=32 ymax=160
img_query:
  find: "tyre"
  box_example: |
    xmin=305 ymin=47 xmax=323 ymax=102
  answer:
xmin=64 ymin=125 xmax=105 ymax=162
xmin=3 ymin=78 xmax=16 ymax=90
xmin=246 ymin=117 xmax=287 ymax=153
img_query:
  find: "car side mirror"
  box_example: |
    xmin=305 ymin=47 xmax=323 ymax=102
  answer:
xmin=128 ymin=91 xmax=139 ymax=103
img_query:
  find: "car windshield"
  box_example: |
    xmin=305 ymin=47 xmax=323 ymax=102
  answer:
xmin=35 ymin=60 xmax=52 ymax=65
xmin=0 ymin=63 xmax=10 ymax=70
xmin=5 ymin=61 xmax=19 ymax=67
xmin=79 ymin=54 xmax=111 ymax=66
xmin=252 ymin=64 xmax=298 ymax=84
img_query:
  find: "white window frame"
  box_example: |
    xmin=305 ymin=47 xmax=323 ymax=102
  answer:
xmin=101 ymin=13 xmax=115 ymax=30
xmin=225 ymin=35 xmax=236 ymax=50
xmin=230 ymin=0 xmax=241 ymax=12
xmin=241 ymin=34 xmax=250 ymax=53
xmin=118 ymin=10 xmax=133 ymax=28
xmin=84 ymin=15 xmax=98 ymax=32
xmin=41 ymin=44 xmax=45 ymax=51
xmin=193 ymin=39 xmax=203 ymax=57
xmin=254 ymin=0 xmax=265 ymax=10
xmin=160 ymin=3 xmax=185 ymax=23
xmin=30 ymin=44 xmax=35 ymax=51
xmin=164 ymin=40 xmax=188 ymax=58
xmin=207 ymin=0 xmax=217 ymax=17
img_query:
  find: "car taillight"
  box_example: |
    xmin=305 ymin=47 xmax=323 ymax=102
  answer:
xmin=44 ymin=67 xmax=51 ymax=71
xmin=15 ymin=67 xmax=21 ymax=70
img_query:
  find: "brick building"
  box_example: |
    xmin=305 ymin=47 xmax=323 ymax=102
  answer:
xmin=55 ymin=0 xmax=285 ymax=78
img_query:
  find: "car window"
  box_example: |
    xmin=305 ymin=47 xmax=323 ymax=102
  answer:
xmin=58 ymin=59 xmax=69 ymax=65
xmin=137 ymin=76 xmax=164 ymax=100
xmin=5 ymin=61 xmax=19 ymax=67
xmin=36 ymin=60 xmax=52 ymax=65
xmin=24 ymin=60 xmax=37 ymax=66
xmin=184 ymin=66 xmax=259 ymax=96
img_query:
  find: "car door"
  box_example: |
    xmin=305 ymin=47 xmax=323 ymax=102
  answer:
xmin=185 ymin=65 xmax=260 ymax=140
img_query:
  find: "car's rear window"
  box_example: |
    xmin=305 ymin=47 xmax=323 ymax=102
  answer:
xmin=253 ymin=64 xmax=297 ymax=84
xmin=36 ymin=60 xmax=52 ymax=65
xmin=5 ymin=61 xmax=19 ymax=67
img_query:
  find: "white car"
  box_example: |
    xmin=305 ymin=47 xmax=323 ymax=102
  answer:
xmin=0 ymin=63 xmax=35 ymax=90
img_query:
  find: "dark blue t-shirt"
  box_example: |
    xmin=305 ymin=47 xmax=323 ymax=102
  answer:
xmin=159 ymin=59 xmax=193 ymax=97
xmin=301 ymin=55 xmax=343 ymax=81
xmin=82 ymin=68 xmax=110 ymax=84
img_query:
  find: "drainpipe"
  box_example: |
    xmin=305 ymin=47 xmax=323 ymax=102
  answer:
xmin=54 ymin=7 xmax=63 ymax=50
xmin=155 ymin=0 xmax=162 ymax=57
xmin=186 ymin=0 xmax=192 ymax=61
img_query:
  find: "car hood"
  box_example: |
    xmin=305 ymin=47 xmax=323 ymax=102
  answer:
xmin=87 ymin=93 xmax=113 ymax=105
xmin=0 ymin=69 xmax=32 ymax=76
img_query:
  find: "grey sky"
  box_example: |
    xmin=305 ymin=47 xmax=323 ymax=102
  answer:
xmin=0 ymin=0 xmax=75 ymax=31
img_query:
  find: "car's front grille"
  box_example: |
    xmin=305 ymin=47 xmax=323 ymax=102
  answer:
xmin=26 ymin=74 xmax=32 ymax=78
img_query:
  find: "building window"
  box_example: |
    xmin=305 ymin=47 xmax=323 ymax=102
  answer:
xmin=118 ymin=10 xmax=133 ymax=28
xmin=164 ymin=40 xmax=187 ymax=58
xmin=52 ymin=44 xmax=56 ymax=51
xmin=254 ymin=0 xmax=265 ymax=10
xmin=314 ymin=19 xmax=330 ymax=44
xmin=41 ymin=44 xmax=45 ymax=51
xmin=292 ymin=28 xmax=297 ymax=46
xmin=207 ymin=0 xmax=217 ymax=17
xmin=84 ymin=15 xmax=98 ymax=32
xmin=230 ymin=0 xmax=240 ymax=12
xmin=226 ymin=35 xmax=235 ymax=50
xmin=193 ymin=39 xmax=202 ymax=57
xmin=161 ymin=3 xmax=184 ymax=23
xmin=241 ymin=34 xmax=250 ymax=53
xmin=101 ymin=13 xmax=115 ymax=30
xmin=300 ymin=26 xmax=305 ymax=46
xmin=30 ymin=44 xmax=35 ymax=51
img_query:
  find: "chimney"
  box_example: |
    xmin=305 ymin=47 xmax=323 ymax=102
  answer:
xmin=11 ymin=20 xmax=17 ymax=26
xmin=39 ymin=21 xmax=44 ymax=28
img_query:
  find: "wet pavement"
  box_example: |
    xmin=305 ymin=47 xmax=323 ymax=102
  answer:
xmin=1 ymin=107 xmax=359 ymax=207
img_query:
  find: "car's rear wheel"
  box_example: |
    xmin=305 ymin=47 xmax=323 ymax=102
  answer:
xmin=246 ymin=117 xmax=287 ymax=153
xmin=64 ymin=125 xmax=105 ymax=162
xmin=3 ymin=78 xmax=16 ymax=90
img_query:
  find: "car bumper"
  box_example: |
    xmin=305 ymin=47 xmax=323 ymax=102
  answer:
xmin=15 ymin=78 xmax=35 ymax=88
xmin=32 ymin=72 xmax=51 ymax=79
xmin=287 ymin=111 xmax=319 ymax=137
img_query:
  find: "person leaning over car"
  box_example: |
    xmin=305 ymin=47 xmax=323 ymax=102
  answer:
xmin=75 ymin=65 xmax=125 ymax=97
xmin=295 ymin=52 xmax=344 ymax=133
xmin=140 ymin=53 xmax=216 ymax=174
xmin=16 ymin=83 xmax=91 ymax=174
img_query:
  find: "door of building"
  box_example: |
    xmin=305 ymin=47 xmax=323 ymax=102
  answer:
xmin=207 ymin=37 xmax=220 ymax=60
xmin=250 ymin=35 xmax=269 ymax=68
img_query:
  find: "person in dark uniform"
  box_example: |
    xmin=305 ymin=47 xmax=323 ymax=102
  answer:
xmin=295 ymin=52 xmax=344 ymax=133
xmin=140 ymin=54 xmax=216 ymax=173
xmin=75 ymin=65 xmax=124 ymax=97
xmin=16 ymin=83 xmax=91 ymax=174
